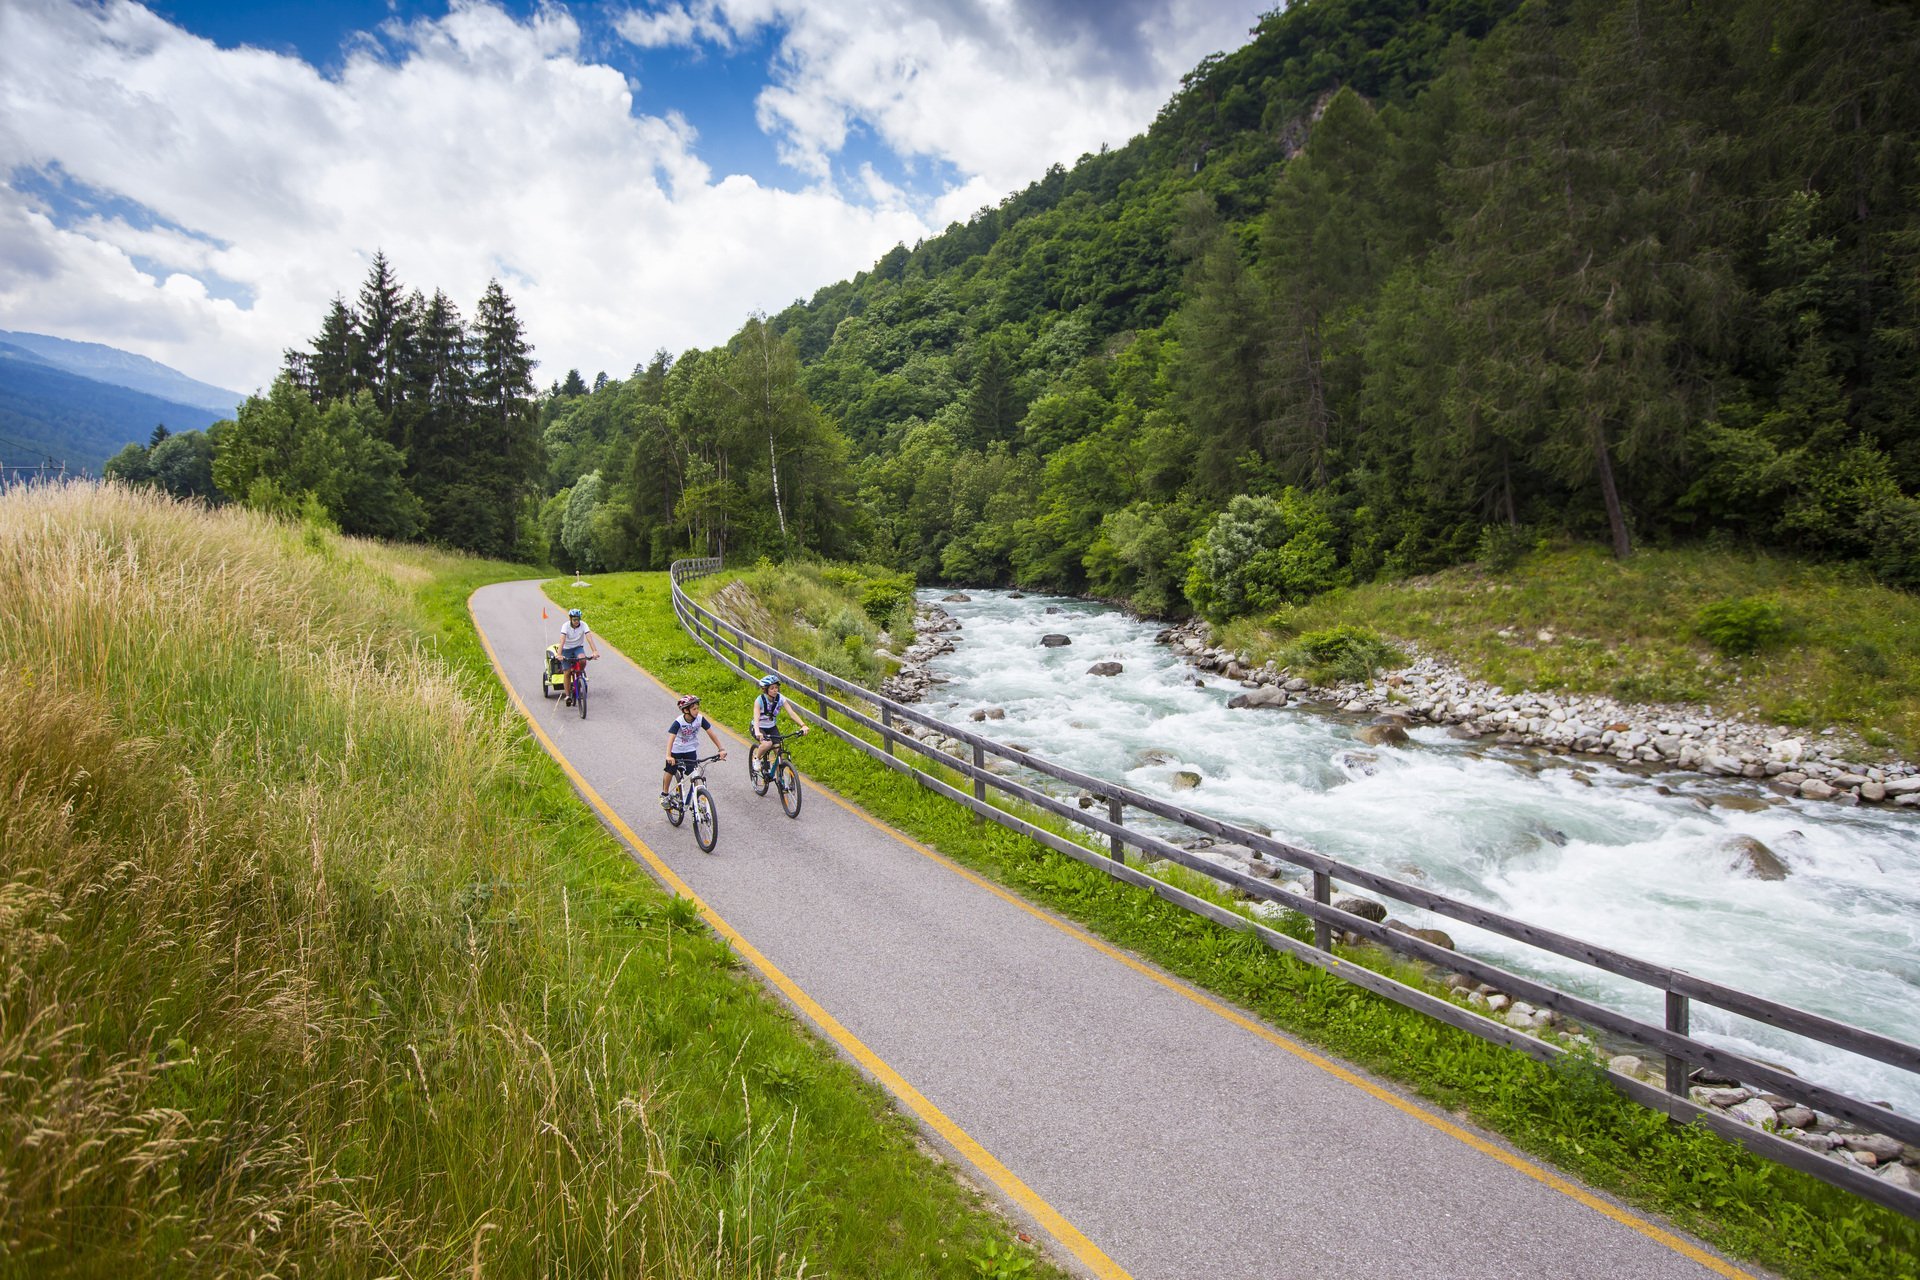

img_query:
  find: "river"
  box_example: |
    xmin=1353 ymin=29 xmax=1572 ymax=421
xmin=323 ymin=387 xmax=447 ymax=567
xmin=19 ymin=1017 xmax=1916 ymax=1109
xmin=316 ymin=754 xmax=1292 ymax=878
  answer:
xmin=915 ymin=588 xmax=1920 ymax=1115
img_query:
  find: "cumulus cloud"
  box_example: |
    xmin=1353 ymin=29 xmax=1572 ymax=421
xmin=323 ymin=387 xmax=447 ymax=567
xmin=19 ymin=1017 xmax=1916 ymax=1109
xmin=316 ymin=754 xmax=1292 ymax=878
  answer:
xmin=618 ymin=0 xmax=1265 ymax=197
xmin=0 ymin=0 xmax=1263 ymax=393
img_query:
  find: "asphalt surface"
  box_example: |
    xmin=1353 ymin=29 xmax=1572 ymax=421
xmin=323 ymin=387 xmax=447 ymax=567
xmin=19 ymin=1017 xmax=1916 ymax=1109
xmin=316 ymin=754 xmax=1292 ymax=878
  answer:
xmin=472 ymin=579 xmax=1756 ymax=1280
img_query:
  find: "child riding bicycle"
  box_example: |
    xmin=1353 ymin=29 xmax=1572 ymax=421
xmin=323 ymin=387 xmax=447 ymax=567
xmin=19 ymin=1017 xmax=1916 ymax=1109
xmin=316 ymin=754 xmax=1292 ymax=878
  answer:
xmin=662 ymin=694 xmax=727 ymax=807
xmin=748 ymin=674 xmax=808 ymax=781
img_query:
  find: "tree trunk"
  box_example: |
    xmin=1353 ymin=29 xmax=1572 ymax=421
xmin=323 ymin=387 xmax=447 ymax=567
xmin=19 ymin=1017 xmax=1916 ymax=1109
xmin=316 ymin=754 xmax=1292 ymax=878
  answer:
xmin=1591 ymin=415 xmax=1632 ymax=558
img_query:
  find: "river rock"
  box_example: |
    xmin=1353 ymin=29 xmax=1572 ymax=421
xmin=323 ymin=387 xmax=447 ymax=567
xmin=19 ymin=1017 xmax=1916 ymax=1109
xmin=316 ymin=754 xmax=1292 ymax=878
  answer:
xmin=1228 ymin=686 xmax=1289 ymax=710
xmin=1008 ymin=591 xmax=1025 ymax=599
xmin=1693 ymin=1087 xmax=1751 ymax=1108
xmin=1727 ymin=1098 xmax=1780 ymax=1128
xmin=1355 ymin=722 xmax=1410 ymax=747
xmin=1172 ymin=770 xmax=1202 ymax=791
xmin=1332 ymin=895 xmax=1387 ymax=923
xmin=1087 ymin=661 xmax=1124 ymax=677
xmin=1136 ymin=748 xmax=1176 ymax=767
xmin=1882 ymin=1163 xmax=1920 ymax=1191
xmin=1844 ymin=1133 xmax=1906 ymax=1162
xmin=1284 ymin=677 xmax=1311 ymax=692
xmin=1045 ymin=605 xmax=1062 ymax=614
xmin=1799 ymin=778 xmax=1837 ymax=800
xmin=1334 ymin=750 xmax=1379 ymax=777
xmin=1386 ymin=919 xmax=1456 ymax=950
xmin=1776 ymin=1106 xmax=1816 ymax=1130
xmin=942 ymin=593 xmax=971 ymax=603
xmin=1720 ymin=835 xmax=1789 ymax=880
xmin=1040 ymin=634 xmax=1072 ymax=647
xmin=1885 ymin=776 xmax=1920 ymax=795
xmin=1609 ymin=1055 xmax=1645 ymax=1077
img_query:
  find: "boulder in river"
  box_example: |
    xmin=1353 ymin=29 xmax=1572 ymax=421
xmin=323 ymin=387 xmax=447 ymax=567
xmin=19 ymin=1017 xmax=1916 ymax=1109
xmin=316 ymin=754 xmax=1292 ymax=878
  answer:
xmin=1136 ymin=748 xmax=1176 ymax=767
xmin=1228 ymin=686 xmax=1289 ymax=710
xmin=1386 ymin=919 xmax=1456 ymax=951
xmin=1045 ymin=605 xmax=1062 ymax=614
xmin=1172 ymin=770 xmax=1202 ymax=791
xmin=1040 ymin=634 xmax=1072 ymax=647
xmin=1087 ymin=661 xmax=1124 ymax=677
xmin=1355 ymin=722 xmax=1410 ymax=747
xmin=1720 ymin=834 xmax=1790 ymax=881
xmin=1008 ymin=592 xmax=1026 ymax=599
xmin=1332 ymin=895 xmax=1387 ymax=923
xmin=942 ymin=593 xmax=971 ymax=603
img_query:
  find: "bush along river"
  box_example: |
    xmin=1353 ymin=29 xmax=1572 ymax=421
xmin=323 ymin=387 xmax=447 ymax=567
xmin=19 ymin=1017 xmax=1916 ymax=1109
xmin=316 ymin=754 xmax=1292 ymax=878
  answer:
xmin=891 ymin=588 xmax=1920 ymax=1183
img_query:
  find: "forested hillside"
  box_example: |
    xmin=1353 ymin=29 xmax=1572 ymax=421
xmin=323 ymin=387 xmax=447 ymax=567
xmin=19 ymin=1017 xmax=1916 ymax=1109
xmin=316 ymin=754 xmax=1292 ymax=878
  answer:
xmin=0 ymin=348 xmax=226 ymax=475
xmin=528 ymin=0 xmax=1920 ymax=620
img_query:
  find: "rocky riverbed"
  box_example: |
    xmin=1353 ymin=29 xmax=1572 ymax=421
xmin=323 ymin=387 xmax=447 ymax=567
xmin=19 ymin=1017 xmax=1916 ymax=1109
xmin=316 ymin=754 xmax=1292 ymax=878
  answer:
xmin=1156 ymin=617 xmax=1920 ymax=811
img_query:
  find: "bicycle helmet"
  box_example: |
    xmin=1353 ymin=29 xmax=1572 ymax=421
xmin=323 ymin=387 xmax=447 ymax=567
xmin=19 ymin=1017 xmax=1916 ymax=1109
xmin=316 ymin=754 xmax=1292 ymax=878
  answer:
xmin=676 ymin=694 xmax=700 ymax=712
xmin=568 ymin=607 xmax=582 ymax=620
xmin=758 ymin=674 xmax=781 ymax=688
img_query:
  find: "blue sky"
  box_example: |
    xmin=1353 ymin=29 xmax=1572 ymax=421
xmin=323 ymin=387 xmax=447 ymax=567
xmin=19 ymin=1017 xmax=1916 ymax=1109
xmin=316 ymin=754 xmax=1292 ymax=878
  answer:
xmin=1 ymin=0 xmax=1268 ymax=390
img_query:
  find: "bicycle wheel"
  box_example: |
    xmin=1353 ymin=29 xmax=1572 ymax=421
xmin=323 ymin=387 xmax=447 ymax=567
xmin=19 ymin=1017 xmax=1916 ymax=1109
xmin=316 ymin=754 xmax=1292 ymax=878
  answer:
xmin=665 ymin=782 xmax=686 ymax=827
xmin=750 ymin=748 xmax=771 ymax=796
xmin=692 ymin=785 xmax=718 ymax=853
xmin=776 ymin=760 xmax=802 ymax=819
xmin=541 ymin=663 xmax=558 ymax=698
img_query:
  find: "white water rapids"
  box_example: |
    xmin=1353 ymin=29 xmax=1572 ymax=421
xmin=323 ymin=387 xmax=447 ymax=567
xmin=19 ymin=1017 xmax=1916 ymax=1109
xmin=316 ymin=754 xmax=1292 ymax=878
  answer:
xmin=915 ymin=589 xmax=1920 ymax=1116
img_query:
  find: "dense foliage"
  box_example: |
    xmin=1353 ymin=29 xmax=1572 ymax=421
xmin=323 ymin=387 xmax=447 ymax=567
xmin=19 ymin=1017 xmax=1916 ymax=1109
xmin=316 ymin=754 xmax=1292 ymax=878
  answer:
xmin=535 ymin=0 xmax=1920 ymax=620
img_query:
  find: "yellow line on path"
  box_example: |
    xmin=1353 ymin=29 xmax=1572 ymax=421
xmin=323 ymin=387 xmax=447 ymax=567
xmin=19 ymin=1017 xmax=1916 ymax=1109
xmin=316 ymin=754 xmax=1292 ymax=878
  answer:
xmin=470 ymin=592 xmax=1130 ymax=1280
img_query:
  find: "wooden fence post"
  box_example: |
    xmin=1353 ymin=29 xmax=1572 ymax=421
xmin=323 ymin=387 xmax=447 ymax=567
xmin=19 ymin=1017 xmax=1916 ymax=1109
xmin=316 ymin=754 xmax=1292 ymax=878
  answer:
xmin=1313 ymin=870 xmax=1333 ymax=953
xmin=1107 ymin=796 xmax=1124 ymax=863
xmin=881 ymin=704 xmax=894 ymax=757
xmin=972 ymin=741 xmax=986 ymax=820
xmin=1665 ymin=992 xmax=1691 ymax=1097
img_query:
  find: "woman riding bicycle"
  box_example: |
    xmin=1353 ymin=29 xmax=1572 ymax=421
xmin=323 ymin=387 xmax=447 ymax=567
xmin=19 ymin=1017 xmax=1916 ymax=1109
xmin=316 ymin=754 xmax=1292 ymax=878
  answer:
xmin=557 ymin=607 xmax=599 ymax=703
xmin=748 ymin=674 xmax=808 ymax=782
xmin=662 ymin=694 xmax=727 ymax=808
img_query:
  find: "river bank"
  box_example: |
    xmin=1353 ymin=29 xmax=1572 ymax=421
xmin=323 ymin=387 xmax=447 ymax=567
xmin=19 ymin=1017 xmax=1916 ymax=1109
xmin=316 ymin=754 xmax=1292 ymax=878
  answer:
xmin=1154 ymin=616 xmax=1920 ymax=811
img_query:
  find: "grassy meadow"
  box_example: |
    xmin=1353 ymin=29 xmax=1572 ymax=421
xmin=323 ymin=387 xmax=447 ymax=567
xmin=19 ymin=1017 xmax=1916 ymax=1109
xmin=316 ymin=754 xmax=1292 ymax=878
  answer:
xmin=551 ymin=566 xmax=1920 ymax=1280
xmin=0 ymin=484 xmax=1052 ymax=1279
xmin=1231 ymin=543 xmax=1920 ymax=758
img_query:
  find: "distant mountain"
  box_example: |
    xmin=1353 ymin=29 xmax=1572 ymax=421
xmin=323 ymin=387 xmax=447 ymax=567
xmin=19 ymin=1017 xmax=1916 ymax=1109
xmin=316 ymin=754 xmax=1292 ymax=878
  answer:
xmin=0 ymin=346 xmax=227 ymax=475
xmin=0 ymin=330 xmax=243 ymax=416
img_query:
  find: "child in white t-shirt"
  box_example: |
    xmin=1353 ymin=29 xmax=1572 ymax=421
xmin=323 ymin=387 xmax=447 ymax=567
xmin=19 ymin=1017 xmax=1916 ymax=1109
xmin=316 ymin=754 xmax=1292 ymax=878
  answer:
xmin=662 ymin=694 xmax=726 ymax=807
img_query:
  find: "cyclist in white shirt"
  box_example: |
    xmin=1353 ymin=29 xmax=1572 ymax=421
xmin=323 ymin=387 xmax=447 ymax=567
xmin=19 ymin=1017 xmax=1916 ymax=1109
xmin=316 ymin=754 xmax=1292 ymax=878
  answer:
xmin=748 ymin=674 xmax=808 ymax=782
xmin=662 ymin=694 xmax=726 ymax=806
xmin=556 ymin=607 xmax=599 ymax=703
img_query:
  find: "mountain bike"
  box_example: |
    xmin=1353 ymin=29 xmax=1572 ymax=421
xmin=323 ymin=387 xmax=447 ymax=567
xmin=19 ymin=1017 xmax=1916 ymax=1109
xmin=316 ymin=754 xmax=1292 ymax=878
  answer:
xmin=750 ymin=728 xmax=807 ymax=819
xmin=564 ymin=653 xmax=596 ymax=718
xmin=664 ymin=753 xmax=722 ymax=853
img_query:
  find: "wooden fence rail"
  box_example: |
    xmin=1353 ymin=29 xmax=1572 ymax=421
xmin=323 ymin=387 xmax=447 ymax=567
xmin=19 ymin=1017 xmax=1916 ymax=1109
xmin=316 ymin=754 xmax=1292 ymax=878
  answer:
xmin=668 ymin=558 xmax=1920 ymax=1219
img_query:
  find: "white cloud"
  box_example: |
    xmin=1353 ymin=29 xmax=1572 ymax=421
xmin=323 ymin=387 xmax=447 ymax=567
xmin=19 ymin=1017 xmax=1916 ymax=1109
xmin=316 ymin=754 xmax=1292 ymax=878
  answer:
xmin=621 ymin=0 xmax=1267 ymax=198
xmin=0 ymin=0 xmax=1264 ymax=394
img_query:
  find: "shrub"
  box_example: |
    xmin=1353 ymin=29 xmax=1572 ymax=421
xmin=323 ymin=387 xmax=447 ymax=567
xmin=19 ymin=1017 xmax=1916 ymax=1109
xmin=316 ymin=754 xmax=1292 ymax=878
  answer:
xmin=1695 ymin=597 xmax=1786 ymax=656
xmin=1290 ymin=624 xmax=1398 ymax=682
xmin=1477 ymin=523 xmax=1531 ymax=573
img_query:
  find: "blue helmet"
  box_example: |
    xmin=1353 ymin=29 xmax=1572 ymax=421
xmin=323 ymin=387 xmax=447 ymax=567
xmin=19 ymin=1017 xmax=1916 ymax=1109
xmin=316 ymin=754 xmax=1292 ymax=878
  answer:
xmin=758 ymin=674 xmax=781 ymax=688
xmin=568 ymin=607 xmax=582 ymax=620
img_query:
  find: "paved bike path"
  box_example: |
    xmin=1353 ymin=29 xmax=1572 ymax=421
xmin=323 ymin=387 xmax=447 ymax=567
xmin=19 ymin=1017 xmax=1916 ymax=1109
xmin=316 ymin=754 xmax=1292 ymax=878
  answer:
xmin=471 ymin=579 xmax=1756 ymax=1280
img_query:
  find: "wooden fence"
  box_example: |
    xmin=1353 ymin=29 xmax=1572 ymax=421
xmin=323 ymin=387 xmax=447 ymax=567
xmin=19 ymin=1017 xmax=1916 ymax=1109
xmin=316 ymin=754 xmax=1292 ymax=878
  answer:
xmin=669 ymin=558 xmax=1920 ymax=1219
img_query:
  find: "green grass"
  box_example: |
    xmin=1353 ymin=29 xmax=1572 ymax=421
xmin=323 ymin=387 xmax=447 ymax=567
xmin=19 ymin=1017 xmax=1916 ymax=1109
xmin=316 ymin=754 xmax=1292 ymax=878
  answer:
xmin=0 ymin=485 xmax=1054 ymax=1279
xmin=551 ymin=567 xmax=1920 ymax=1280
xmin=687 ymin=559 xmax=916 ymax=689
xmin=1226 ymin=543 xmax=1920 ymax=757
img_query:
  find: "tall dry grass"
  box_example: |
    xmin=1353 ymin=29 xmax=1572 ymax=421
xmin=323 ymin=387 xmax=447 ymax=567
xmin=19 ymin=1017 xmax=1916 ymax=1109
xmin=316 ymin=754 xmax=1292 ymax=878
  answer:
xmin=0 ymin=484 xmax=817 ymax=1276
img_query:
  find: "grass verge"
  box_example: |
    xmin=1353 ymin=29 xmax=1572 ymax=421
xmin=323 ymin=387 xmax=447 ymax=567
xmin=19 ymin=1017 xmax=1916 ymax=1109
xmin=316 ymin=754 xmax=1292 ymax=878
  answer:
xmin=550 ymin=567 xmax=1920 ymax=1280
xmin=1227 ymin=542 xmax=1920 ymax=758
xmin=0 ymin=484 xmax=1053 ymax=1279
